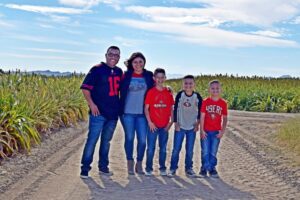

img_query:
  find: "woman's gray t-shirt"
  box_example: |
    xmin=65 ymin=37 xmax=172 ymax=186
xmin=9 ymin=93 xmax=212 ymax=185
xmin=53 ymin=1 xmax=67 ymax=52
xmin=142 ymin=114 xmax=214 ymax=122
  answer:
xmin=124 ymin=76 xmax=147 ymax=114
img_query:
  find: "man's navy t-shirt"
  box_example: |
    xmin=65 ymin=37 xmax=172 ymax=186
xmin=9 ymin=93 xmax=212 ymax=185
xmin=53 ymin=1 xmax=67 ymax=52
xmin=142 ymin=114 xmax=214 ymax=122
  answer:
xmin=80 ymin=62 xmax=123 ymax=120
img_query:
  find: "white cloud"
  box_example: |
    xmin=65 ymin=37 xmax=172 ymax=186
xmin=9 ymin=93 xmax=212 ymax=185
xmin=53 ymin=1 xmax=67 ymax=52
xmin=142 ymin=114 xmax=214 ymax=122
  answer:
xmin=291 ymin=16 xmax=300 ymax=24
xmin=58 ymin=0 xmax=123 ymax=10
xmin=8 ymin=34 xmax=85 ymax=46
xmin=111 ymin=19 xmax=298 ymax=48
xmin=0 ymin=20 xmax=14 ymax=28
xmin=38 ymin=23 xmax=55 ymax=29
xmin=113 ymin=36 xmax=143 ymax=47
xmin=18 ymin=47 xmax=100 ymax=56
xmin=0 ymin=13 xmax=14 ymax=28
xmin=1 ymin=53 xmax=74 ymax=60
xmin=126 ymin=1 xmax=300 ymax=27
xmin=88 ymin=38 xmax=107 ymax=44
xmin=249 ymin=30 xmax=282 ymax=38
xmin=5 ymin=4 xmax=91 ymax=14
xmin=121 ymin=1 xmax=300 ymax=48
xmin=49 ymin=15 xmax=71 ymax=23
xmin=59 ymin=0 xmax=101 ymax=8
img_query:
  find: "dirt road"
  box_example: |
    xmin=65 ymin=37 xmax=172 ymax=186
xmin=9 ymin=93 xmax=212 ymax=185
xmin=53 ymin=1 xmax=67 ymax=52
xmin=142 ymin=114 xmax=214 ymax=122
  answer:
xmin=1 ymin=111 xmax=299 ymax=200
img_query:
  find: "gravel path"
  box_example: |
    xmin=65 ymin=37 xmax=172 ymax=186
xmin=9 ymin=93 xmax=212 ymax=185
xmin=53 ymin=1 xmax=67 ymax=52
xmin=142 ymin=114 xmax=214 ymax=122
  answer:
xmin=0 ymin=111 xmax=299 ymax=200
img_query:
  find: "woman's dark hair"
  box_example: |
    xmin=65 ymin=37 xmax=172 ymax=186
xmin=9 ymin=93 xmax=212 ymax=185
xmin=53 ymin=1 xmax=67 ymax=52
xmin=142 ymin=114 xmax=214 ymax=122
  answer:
xmin=124 ymin=52 xmax=146 ymax=70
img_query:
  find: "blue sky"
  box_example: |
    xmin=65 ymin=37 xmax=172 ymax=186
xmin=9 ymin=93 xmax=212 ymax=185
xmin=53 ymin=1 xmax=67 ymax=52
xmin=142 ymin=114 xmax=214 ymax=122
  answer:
xmin=0 ymin=0 xmax=300 ymax=77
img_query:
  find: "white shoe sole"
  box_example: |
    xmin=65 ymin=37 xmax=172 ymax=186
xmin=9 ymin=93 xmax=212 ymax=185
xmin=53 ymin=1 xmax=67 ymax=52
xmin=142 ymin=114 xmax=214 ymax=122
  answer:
xmin=99 ymin=171 xmax=113 ymax=176
xmin=80 ymin=175 xmax=89 ymax=179
xmin=145 ymin=172 xmax=153 ymax=176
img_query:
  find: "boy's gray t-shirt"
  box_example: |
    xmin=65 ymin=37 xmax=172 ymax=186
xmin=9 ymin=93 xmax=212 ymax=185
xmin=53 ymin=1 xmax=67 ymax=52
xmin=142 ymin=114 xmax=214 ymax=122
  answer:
xmin=124 ymin=76 xmax=147 ymax=114
xmin=174 ymin=91 xmax=202 ymax=130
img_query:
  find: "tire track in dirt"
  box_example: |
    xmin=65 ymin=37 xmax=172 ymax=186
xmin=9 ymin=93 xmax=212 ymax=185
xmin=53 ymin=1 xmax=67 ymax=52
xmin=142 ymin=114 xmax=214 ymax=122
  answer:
xmin=1 ymin=111 xmax=299 ymax=199
xmin=228 ymin=119 xmax=300 ymax=191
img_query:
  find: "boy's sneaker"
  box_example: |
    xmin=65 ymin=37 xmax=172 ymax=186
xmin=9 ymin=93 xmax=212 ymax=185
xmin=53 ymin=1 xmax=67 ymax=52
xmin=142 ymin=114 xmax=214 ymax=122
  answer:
xmin=80 ymin=171 xmax=89 ymax=179
xmin=185 ymin=169 xmax=197 ymax=177
xmin=167 ymin=169 xmax=176 ymax=177
xmin=198 ymin=170 xmax=207 ymax=178
xmin=209 ymin=169 xmax=219 ymax=178
xmin=145 ymin=170 xmax=153 ymax=176
xmin=160 ymin=169 xmax=167 ymax=176
xmin=99 ymin=168 xmax=113 ymax=176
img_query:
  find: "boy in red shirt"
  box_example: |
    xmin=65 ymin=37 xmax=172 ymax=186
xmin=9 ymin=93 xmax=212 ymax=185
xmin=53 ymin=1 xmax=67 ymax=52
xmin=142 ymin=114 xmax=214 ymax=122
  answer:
xmin=144 ymin=68 xmax=174 ymax=176
xmin=200 ymin=80 xmax=228 ymax=178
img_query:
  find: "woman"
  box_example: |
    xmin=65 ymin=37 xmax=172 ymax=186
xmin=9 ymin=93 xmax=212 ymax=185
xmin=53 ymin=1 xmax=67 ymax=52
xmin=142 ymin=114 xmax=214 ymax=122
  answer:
xmin=120 ymin=52 xmax=154 ymax=175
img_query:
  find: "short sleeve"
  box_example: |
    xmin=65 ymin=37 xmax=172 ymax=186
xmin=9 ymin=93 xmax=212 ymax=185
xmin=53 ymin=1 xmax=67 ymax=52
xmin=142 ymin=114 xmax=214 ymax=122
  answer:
xmin=169 ymin=91 xmax=175 ymax=105
xmin=196 ymin=93 xmax=203 ymax=119
xmin=80 ymin=67 xmax=97 ymax=91
xmin=200 ymin=100 xmax=206 ymax=113
xmin=222 ymin=101 xmax=228 ymax=116
xmin=144 ymin=90 xmax=152 ymax=105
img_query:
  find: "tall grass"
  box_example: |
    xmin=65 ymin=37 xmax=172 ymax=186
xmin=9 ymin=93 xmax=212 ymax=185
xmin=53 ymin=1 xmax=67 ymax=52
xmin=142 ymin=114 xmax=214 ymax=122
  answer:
xmin=276 ymin=117 xmax=300 ymax=155
xmin=167 ymin=74 xmax=300 ymax=113
xmin=0 ymin=72 xmax=88 ymax=159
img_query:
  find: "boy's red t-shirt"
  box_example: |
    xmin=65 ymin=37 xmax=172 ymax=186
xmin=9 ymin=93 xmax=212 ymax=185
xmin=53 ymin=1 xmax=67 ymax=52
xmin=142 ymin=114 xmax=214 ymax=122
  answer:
xmin=144 ymin=87 xmax=174 ymax=128
xmin=201 ymin=97 xmax=228 ymax=131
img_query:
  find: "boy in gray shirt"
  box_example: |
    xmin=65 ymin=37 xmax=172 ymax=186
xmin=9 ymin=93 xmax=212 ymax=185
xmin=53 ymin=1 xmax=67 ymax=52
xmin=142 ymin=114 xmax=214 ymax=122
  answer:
xmin=168 ymin=75 xmax=202 ymax=177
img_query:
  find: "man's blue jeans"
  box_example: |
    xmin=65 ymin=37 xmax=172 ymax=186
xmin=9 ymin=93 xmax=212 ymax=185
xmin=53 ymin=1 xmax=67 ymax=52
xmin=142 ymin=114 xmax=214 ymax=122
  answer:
xmin=146 ymin=128 xmax=169 ymax=172
xmin=81 ymin=114 xmax=117 ymax=173
xmin=200 ymin=131 xmax=221 ymax=172
xmin=170 ymin=128 xmax=196 ymax=171
xmin=121 ymin=114 xmax=147 ymax=162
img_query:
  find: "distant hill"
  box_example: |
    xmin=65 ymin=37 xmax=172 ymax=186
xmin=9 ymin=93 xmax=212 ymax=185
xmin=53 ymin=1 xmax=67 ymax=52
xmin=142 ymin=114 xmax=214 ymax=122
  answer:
xmin=278 ymin=75 xmax=292 ymax=79
xmin=27 ymin=70 xmax=73 ymax=76
xmin=167 ymin=73 xmax=184 ymax=79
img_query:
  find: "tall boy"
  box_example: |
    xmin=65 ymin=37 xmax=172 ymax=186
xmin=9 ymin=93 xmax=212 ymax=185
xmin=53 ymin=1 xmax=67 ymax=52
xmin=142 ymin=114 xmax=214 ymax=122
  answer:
xmin=144 ymin=68 xmax=174 ymax=176
xmin=168 ymin=75 xmax=202 ymax=177
xmin=80 ymin=46 xmax=123 ymax=178
xmin=200 ymin=80 xmax=228 ymax=178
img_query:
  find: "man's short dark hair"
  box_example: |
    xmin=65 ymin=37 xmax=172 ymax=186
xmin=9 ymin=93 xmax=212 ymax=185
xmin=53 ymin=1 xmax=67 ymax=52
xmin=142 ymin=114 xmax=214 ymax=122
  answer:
xmin=154 ymin=68 xmax=166 ymax=76
xmin=209 ymin=80 xmax=221 ymax=86
xmin=106 ymin=46 xmax=120 ymax=53
xmin=183 ymin=75 xmax=195 ymax=80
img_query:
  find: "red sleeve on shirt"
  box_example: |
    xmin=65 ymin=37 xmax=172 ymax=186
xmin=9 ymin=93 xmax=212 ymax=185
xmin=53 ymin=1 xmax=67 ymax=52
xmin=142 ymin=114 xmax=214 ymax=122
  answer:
xmin=80 ymin=67 xmax=97 ymax=91
xmin=169 ymin=91 xmax=175 ymax=105
xmin=144 ymin=90 xmax=153 ymax=105
xmin=222 ymin=100 xmax=228 ymax=116
xmin=201 ymin=99 xmax=207 ymax=113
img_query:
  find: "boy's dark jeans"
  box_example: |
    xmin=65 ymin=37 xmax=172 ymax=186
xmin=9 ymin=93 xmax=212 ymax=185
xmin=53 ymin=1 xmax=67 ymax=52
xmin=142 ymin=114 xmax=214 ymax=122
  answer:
xmin=146 ymin=127 xmax=169 ymax=172
xmin=170 ymin=128 xmax=196 ymax=171
xmin=200 ymin=131 xmax=221 ymax=172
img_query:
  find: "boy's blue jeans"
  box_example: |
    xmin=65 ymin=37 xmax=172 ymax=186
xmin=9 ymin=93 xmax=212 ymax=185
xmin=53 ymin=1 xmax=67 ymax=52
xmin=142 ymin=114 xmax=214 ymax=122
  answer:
xmin=146 ymin=128 xmax=169 ymax=172
xmin=121 ymin=114 xmax=147 ymax=162
xmin=200 ymin=131 xmax=221 ymax=172
xmin=81 ymin=114 xmax=117 ymax=173
xmin=170 ymin=128 xmax=196 ymax=171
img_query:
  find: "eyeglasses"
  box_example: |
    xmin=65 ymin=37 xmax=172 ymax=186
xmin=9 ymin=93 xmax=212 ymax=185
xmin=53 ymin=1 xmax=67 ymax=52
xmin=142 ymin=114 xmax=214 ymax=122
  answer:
xmin=107 ymin=53 xmax=120 ymax=58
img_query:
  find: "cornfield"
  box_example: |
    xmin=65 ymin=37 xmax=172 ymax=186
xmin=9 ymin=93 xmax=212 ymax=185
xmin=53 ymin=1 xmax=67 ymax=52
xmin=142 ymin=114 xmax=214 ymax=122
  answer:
xmin=0 ymin=72 xmax=88 ymax=159
xmin=167 ymin=74 xmax=300 ymax=113
xmin=1 ymin=72 xmax=300 ymax=160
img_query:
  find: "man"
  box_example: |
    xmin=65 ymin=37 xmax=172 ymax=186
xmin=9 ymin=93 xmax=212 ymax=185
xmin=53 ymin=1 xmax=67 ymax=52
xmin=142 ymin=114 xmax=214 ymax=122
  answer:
xmin=80 ymin=46 xmax=123 ymax=178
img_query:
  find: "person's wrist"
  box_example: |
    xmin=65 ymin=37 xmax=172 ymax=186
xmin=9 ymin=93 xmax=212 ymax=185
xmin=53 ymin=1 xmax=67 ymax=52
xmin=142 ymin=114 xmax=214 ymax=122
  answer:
xmin=88 ymin=101 xmax=95 ymax=107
